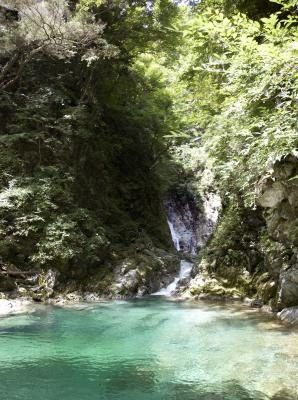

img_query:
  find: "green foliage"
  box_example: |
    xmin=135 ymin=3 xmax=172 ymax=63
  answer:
xmin=0 ymin=0 xmax=179 ymax=274
xmin=169 ymin=1 xmax=298 ymax=205
xmin=31 ymin=212 xmax=109 ymax=268
xmin=0 ymin=0 xmax=297 ymax=283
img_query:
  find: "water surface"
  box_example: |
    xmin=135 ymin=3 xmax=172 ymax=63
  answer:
xmin=0 ymin=299 xmax=297 ymax=400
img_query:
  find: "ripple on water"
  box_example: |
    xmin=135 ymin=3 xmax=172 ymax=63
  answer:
xmin=0 ymin=299 xmax=297 ymax=400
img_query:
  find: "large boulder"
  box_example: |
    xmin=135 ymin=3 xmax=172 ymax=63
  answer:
xmin=111 ymin=247 xmax=179 ymax=297
xmin=28 ymin=269 xmax=59 ymax=301
xmin=278 ymin=306 xmax=298 ymax=326
xmin=278 ymin=265 xmax=298 ymax=308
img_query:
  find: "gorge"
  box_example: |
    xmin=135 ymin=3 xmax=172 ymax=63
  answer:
xmin=0 ymin=0 xmax=297 ymax=399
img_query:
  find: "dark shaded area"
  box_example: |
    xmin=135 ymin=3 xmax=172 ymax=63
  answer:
xmin=0 ymin=53 xmax=172 ymax=279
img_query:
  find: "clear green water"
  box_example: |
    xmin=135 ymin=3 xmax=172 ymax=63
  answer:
xmin=0 ymin=299 xmax=297 ymax=400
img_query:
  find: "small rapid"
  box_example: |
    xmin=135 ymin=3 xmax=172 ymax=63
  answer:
xmin=152 ymin=192 xmax=221 ymax=297
xmin=152 ymin=210 xmax=195 ymax=296
xmin=151 ymin=260 xmax=193 ymax=296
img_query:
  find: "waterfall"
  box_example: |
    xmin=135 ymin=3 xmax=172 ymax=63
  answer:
xmin=151 ymin=202 xmax=196 ymax=296
xmin=167 ymin=220 xmax=180 ymax=251
xmin=151 ymin=261 xmax=193 ymax=296
xmin=151 ymin=191 xmax=221 ymax=297
xmin=166 ymin=199 xmax=198 ymax=255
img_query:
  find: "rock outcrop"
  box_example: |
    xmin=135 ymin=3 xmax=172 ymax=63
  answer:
xmin=278 ymin=306 xmax=298 ymax=326
xmin=165 ymin=190 xmax=221 ymax=255
xmin=257 ymin=154 xmax=298 ymax=310
xmin=183 ymin=153 xmax=298 ymax=324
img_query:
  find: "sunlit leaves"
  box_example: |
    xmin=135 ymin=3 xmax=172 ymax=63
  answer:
xmin=168 ymin=0 xmax=298 ymax=206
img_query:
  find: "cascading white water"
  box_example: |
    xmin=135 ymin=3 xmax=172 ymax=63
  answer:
xmin=152 ymin=192 xmax=221 ymax=297
xmin=152 ymin=200 xmax=196 ymax=296
xmin=179 ymin=260 xmax=193 ymax=280
xmin=152 ymin=260 xmax=193 ymax=296
xmin=168 ymin=220 xmax=180 ymax=251
xmin=166 ymin=201 xmax=197 ymax=255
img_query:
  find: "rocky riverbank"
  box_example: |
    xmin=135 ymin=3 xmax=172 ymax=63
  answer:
xmin=0 ymin=155 xmax=297 ymax=327
xmin=0 ymin=239 xmax=180 ymax=303
xmin=1 ymin=294 xmax=297 ymax=329
xmin=175 ymin=153 xmax=298 ymax=324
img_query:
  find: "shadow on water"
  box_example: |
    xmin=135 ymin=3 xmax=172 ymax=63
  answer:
xmin=0 ymin=358 xmax=296 ymax=400
xmin=0 ymin=300 xmax=297 ymax=400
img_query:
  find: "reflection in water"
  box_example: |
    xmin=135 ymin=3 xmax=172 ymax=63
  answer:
xmin=0 ymin=299 xmax=297 ymax=400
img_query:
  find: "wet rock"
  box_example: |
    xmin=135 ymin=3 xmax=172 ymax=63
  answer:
xmin=136 ymin=286 xmax=148 ymax=297
xmin=106 ymin=242 xmax=180 ymax=297
xmin=166 ymin=196 xmax=198 ymax=254
xmin=48 ymin=295 xmax=66 ymax=306
xmin=31 ymin=269 xmax=59 ymax=301
xmin=250 ymin=299 xmax=263 ymax=308
xmin=186 ymin=266 xmax=242 ymax=300
xmin=48 ymin=292 xmax=100 ymax=307
xmin=83 ymin=293 xmax=101 ymax=302
xmin=278 ymin=306 xmax=298 ymax=326
xmin=115 ymin=269 xmax=139 ymax=294
xmin=166 ymin=191 xmax=221 ymax=255
xmin=255 ymin=273 xmax=277 ymax=303
xmin=65 ymin=292 xmax=83 ymax=302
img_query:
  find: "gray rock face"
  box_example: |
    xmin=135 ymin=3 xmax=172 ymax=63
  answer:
xmin=278 ymin=306 xmax=298 ymax=326
xmin=115 ymin=269 xmax=139 ymax=294
xmin=26 ymin=269 xmax=59 ymax=301
xmin=166 ymin=192 xmax=221 ymax=255
xmin=258 ymin=181 xmax=286 ymax=208
xmin=196 ymin=193 xmax=221 ymax=250
xmin=104 ymin=245 xmax=180 ymax=298
xmin=257 ymin=154 xmax=298 ymax=308
xmin=279 ymin=265 xmax=298 ymax=308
